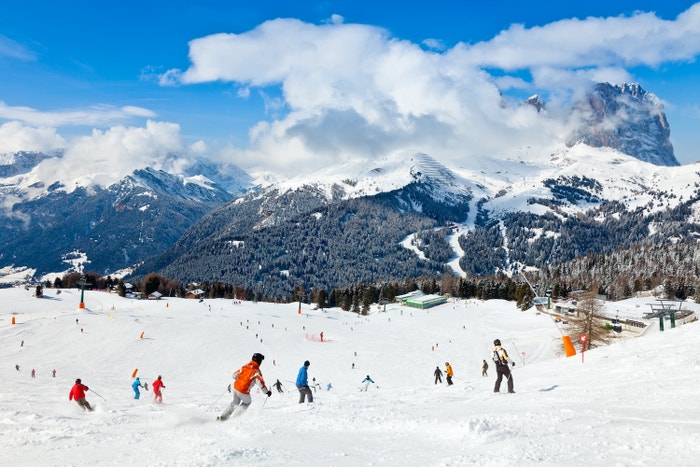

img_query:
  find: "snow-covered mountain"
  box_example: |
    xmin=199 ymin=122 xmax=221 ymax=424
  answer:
xmin=0 ymin=152 xmax=252 ymax=280
xmin=135 ymin=135 xmax=699 ymax=299
xmin=1 ymin=82 xmax=698 ymax=290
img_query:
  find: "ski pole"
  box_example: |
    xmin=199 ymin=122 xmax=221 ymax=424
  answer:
xmin=205 ymin=389 xmax=229 ymax=412
xmin=90 ymin=390 xmax=106 ymax=401
xmin=512 ymin=341 xmax=525 ymax=365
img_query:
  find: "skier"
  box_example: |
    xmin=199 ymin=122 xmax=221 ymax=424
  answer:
xmin=218 ymin=353 xmax=271 ymax=421
xmin=31 ymin=369 xmax=36 ymax=378
xmin=152 ymin=375 xmax=165 ymax=403
xmin=445 ymin=362 xmax=454 ymax=385
xmin=492 ymin=339 xmax=515 ymax=393
xmin=52 ymin=369 xmax=56 ymax=378
xmin=69 ymin=378 xmax=93 ymax=411
xmin=15 ymin=364 xmax=19 ymax=372
xmin=360 ymin=375 xmax=375 ymax=391
xmin=132 ymin=377 xmax=144 ymax=399
xmin=320 ymin=331 xmax=324 ymax=342
xmin=273 ymin=379 xmax=284 ymax=393
xmin=296 ymin=360 xmax=313 ymax=403
xmin=482 ymin=359 xmax=489 ymax=377
xmin=434 ymin=366 xmax=443 ymax=384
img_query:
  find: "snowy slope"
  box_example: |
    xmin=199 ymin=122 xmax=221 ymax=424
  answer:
xmin=2 ymin=288 xmax=699 ymax=466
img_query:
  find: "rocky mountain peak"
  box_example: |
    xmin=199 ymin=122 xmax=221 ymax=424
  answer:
xmin=566 ymin=82 xmax=678 ymax=166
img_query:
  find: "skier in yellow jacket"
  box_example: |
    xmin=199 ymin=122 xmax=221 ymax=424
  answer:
xmin=492 ymin=339 xmax=515 ymax=393
xmin=445 ymin=362 xmax=454 ymax=385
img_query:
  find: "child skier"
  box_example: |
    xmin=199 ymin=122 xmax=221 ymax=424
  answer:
xmin=152 ymin=375 xmax=165 ymax=403
xmin=132 ymin=377 xmax=144 ymax=399
xmin=434 ymin=366 xmax=443 ymax=384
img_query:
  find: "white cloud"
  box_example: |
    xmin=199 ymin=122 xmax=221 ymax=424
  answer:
xmin=31 ymin=120 xmax=186 ymax=193
xmin=161 ymin=18 xmax=571 ymax=175
xmin=458 ymin=5 xmax=700 ymax=70
xmin=0 ymin=121 xmax=66 ymax=154
xmin=0 ymin=101 xmax=157 ymax=127
xmin=190 ymin=140 xmax=208 ymax=154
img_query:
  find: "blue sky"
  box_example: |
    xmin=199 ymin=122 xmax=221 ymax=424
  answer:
xmin=1 ymin=1 xmax=700 ymax=181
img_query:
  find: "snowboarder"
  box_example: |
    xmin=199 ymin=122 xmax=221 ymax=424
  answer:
xmin=296 ymin=360 xmax=313 ymax=403
xmin=273 ymin=379 xmax=284 ymax=393
xmin=360 ymin=375 xmax=375 ymax=391
xmin=482 ymin=359 xmax=489 ymax=377
xmin=445 ymin=362 xmax=454 ymax=385
xmin=434 ymin=366 xmax=443 ymax=384
xmin=132 ymin=377 xmax=144 ymax=399
xmin=492 ymin=339 xmax=515 ymax=393
xmin=218 ymin=353 xmax=271 ymax=421
xmin=69 ymin=378 xmax=93 ymax=411
xmin=152 ymin=375 xmax=165 ymax=403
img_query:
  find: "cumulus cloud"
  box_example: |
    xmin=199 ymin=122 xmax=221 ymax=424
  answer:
xmin=162 ymin=18 xmax=539 ymax=173
xmin=159 ymin=6 xmax=700 ymax=176
xmin=31 ymin=120 xmax=186 ymax=193
xmin=0 ymin=121 xmax=66 ymax=154
xmin=0 ymin=101 xmax=157 ymax=127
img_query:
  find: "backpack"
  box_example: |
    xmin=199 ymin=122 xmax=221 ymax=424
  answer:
xmin=493 ymin=348 xmax=508 ymax=366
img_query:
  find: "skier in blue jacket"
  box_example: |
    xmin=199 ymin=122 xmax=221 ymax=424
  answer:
xmin=360 ymin=375 xmax=375 ymax=391
xmin=132 ymin=377 xmax=144 ymax=399
xmin=296 ymin=360 xmax=313 ymax=403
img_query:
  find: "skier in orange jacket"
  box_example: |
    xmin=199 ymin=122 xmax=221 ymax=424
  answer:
xmin=217 ymin=353 xmax=271 ymax=421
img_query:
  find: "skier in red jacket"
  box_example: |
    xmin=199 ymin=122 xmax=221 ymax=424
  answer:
xmin=217 ymin=353 xmax=271 ymax=421
xmin=69 ymin=379 xmax=93 ymax=411
xmin=152 ymin=375 xmax=165 ymax=403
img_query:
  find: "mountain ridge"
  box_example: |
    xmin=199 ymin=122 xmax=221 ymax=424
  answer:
xmin=0 ymin=82 xmax=697 ymax=291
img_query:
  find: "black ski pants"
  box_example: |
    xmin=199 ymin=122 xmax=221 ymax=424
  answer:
xmin=494 ymin=364 xmax=514 ymax=393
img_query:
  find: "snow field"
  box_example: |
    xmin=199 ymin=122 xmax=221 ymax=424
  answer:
xmin=2 ymin=287 xmax=699 ymax=466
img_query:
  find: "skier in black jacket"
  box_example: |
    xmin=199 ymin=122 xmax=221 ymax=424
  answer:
xmin=434 ymin=366 xmax=443 ymax=384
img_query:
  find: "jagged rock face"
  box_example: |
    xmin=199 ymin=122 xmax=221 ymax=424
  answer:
xmin=567 ymin=83 xmax=678 ymax=166
xmin=525 ymin=95 xmax=546 ymax=112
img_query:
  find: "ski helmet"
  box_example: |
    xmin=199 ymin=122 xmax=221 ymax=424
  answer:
xmin=75 ymin=378 xmax=81 ymax=383
xmin=304 ymin=360 xmax=310 ymax=366
xmin=252 ymin=353 xmax=264 ymax=364
xmin=494 ymin=339 xmax=501 ymax=346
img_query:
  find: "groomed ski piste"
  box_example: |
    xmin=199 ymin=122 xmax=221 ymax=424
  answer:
xmin=2 ymin=286 xmax=699 ymax=466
